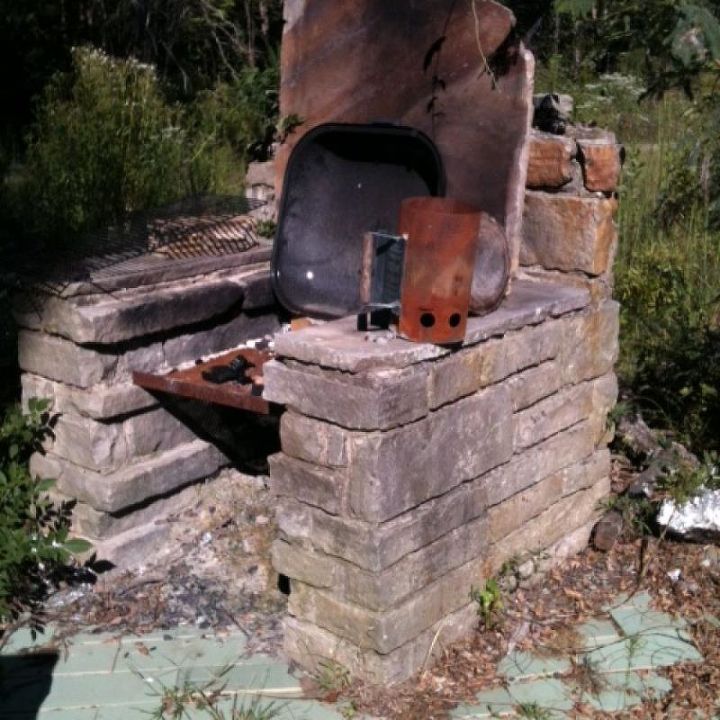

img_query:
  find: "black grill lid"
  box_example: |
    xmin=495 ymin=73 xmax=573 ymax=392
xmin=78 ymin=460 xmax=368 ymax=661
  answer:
xmin=272 ymin=123 xmax=445 ymax=318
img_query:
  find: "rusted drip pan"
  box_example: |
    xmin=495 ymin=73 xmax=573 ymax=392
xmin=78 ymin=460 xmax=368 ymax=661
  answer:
xmin=133 ymin=348 xmax=274 ymax=414
xmin=398 ymin=197 xmax=479 ymax=344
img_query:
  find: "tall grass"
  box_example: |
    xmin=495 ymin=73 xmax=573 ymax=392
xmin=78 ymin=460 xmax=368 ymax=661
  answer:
xmin=613 ymin=94 xmax=720 ymax=451
xmin=538 ymin=65 xmax=720 ymax=450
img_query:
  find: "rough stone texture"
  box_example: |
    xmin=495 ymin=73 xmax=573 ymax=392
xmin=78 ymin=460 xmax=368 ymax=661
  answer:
xmin=277 ymin=0 xmax=534 ymax=273
xmin=283 ymin=603 xmax=478 ymax=686
xmin=512 ymin=381 xmax=595 ymax=451
xmin=268 ymin=279 xmax=588 ymax=374
xmin=347 ymin=386 xmax=512 ymax=522
xmin=31 ymin=440 xmax=226 ymax=513
xmin=507 ymin=360 xmax=563 ymax=411
xmin=19 ymin=311 xmax=278 ymax=389
xmin=22 ymin=374 xmax=156 ymax=420
xmin=428 ymin=319 xmax=564 ymax=409
xmin=488 ymin=451 xmax=609 ymax=542
xmin=561 ymin=302 xmax=620 ymax=384
xmin=91 ymin=520 xmax=175 ymax=570
xmin=288 ymin=552 xmax=488 ymax=654
xmin=526 ymin=132 xmax=575 ymax=188
xmin=49 ymin=409 xmax=197 ymax=472
xmin=13 ymin=267 xmax=273 ymax=345
xmin=521 ymin=192 xmax=618 ymax=275
xmin=578 ymin=138 xmax=623 ymax=193
xmin=18 ymin=330 xmax=116 ymax=388
xmin=593 ymin=510 xmax=625 ymax=551
xmin=280 ymin=412 xmax=348 ymax=467
xmin=270 ymin=270 xmax=617 ymax=683
xmin=269 ymin=453 xmax=346 ymax=515
xmin=480 ymin=420 xmax=597 ymax=509
xmin=263 ymin=361 xmax=429 ymax=431
xmin=484 ymin=477 xmax=611 ymax=577
xmin=71 ymin=483 xmax=202 ymax=539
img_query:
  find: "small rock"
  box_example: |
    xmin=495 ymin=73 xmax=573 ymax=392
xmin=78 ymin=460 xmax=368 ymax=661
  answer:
xmin=499 ymin=574 xmax=518 ymax=593
xmin=517 ymin=560 xmax=535 ymax=580
xmin=667 ymin=568 xmax=682 ymax=582
xmin=255 ymin=514 xmax=270 ymax=526
xmin=657 ymin=487 xmax=720 ymax=542
xmin=593 ymin=510 xmax=624 ymax=551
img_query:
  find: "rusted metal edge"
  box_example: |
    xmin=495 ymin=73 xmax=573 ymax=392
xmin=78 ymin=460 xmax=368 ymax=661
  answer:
xmin=132 ymin=348 xmax=275 ymax=414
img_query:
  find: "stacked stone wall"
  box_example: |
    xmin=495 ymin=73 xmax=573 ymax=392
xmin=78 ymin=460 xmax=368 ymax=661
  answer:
xmin=263 ymin=122 xmax=622 ymax=684
xmin=15 ymin=260 xmax=279 ymax=565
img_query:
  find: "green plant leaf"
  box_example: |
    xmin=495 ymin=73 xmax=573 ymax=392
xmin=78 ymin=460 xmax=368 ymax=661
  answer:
xmin=62 ymin=538 xmax=93 ymax=555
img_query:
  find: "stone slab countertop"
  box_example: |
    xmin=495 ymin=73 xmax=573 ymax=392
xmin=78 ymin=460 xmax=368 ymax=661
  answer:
xmin=272 ymin=278 xmax=590 ymax=373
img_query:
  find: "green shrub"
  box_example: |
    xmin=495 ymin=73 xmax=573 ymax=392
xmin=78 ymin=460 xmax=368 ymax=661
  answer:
xmin=22 ymin=47 xmax=189 ymax=239
xmin=0 ymin=399 xmax=91 ymax=648
xmin=17 ymin=45 xmax=277 ymax=243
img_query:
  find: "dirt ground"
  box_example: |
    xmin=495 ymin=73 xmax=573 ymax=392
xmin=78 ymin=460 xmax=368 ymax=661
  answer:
xmin=39 ymin=464 xmax=720 ymax=720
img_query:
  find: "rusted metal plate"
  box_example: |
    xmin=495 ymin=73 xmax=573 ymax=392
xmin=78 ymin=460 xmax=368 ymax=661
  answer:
xmin=398 ymin=197 xmax=479 ymax=345
xmin=277 ymin=0 xmax=534 ymax=272
xmin=132 ymin=348 xmax=274 ymax=414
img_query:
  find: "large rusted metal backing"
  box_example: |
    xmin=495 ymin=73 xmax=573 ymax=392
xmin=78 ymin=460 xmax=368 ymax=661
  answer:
xmin=398 ymin=198 xmax=479 ymax=344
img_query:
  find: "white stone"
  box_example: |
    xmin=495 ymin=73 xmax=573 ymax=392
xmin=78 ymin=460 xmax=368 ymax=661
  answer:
xmin=657 ymin=487 xmax=720 ymax=542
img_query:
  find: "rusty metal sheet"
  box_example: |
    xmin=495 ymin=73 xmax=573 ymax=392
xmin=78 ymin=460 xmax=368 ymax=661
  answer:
xmin=398 ymin=197 xmax=479 ymax=345
xmin=132 ymin=348 xmax=274 ymax=414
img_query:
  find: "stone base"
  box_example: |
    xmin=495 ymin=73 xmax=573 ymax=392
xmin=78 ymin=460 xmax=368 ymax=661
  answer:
xmin=265 ymin=278 xmax=618 ymax=685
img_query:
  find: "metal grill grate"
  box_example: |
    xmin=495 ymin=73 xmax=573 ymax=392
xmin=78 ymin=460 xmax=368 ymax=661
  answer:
xmin=3 ymin=195 xmax=266 ymax=295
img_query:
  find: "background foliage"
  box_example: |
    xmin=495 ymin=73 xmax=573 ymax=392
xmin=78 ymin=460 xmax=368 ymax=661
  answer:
xmin=0 ymin=399 xmax=90 ymax=648
xmin=511 ymin=0 xmax=720 ymax=453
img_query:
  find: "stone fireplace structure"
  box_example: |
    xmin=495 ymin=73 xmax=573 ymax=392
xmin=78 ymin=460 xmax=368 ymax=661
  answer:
xmin=14 ymin=0 xmax=624 ymax=689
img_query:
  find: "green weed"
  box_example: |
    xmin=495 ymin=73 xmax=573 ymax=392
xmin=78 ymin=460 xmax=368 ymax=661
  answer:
xmin=470 ymin=579 xmax=503 ymax=630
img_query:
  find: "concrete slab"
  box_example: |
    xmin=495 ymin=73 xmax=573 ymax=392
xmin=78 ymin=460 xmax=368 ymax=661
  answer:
xmin=498 ymin=650 xmax=571 ymax=681
xmin=0 ymin=628 xmax=343 ymax=720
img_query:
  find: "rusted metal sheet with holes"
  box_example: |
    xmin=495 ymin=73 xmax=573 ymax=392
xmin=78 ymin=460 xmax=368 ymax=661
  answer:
xmin=133 ymin=348 xmax=275 ymax=414
xmin=398 ymin=197 xmax=480 ymax=344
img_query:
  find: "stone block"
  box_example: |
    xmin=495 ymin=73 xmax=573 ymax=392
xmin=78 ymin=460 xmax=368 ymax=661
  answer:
xmin=269 ymin=453 xmax=346 ymax=515
xmin=263 ymin=361 xmax=429 ymax=430
xmin=507 ymin=360 xmax=563 ymax=411
xmin=348 ymin=386 xmax=513 ymax=522
xmin=280 ymin=412 xmax=348 ymax=467
xmin=72 ymin=483 xmax=202 ymax=539
xmin=90 ymin=519 xmax=175 ymax=570
xmin=277 ymin=513 xmax=488 ymax=611
xmin=289 ymin=551 xmax=487 ymax=654
xmin=428 ymin=318 xmax=563 ymax=409
xmin=478 ymin=419 xmax=597 ymax=509
xmin=161 ymin=311 xmax=280 ymax=369
xmin=561 ymin=302 xmax=620 ymax=384
xmin=520 ymin=192 xmax=618 ymax=275
xmin=50 ymin=408 xmax=197 ymax=472
xmin=502 ymin=318 xmax=564 ymax=376
xmin=21 ymin=374 xmax=156 ymax=420
xmin=272 ymin=539 xmax=339 ymax=589
xmin=428 ymin=340 xmax=504 ymax=409
xmin=590 ymin=373 xmax=619 ymax=444
xmin=14 ymin=274 xmax=248 ymax=345
xmin=488 ymin=450 xmax=608 ymax=542
xmin=31 ymin=439 xmax=226 ymax=513
xmin=283 ymin=602 xmax=478 ymax=685
xmin=484 ymin=477 xmax=611 ymax=577
xmin=526 ymin=132 xmax=575 ymax=188
xmin=18 ymin=331 xmax=116 ymax=388
xmin=269 ymin=280 xmax=589 ymax=374
xmin=578 ymin=138 xmax=623 ymax=193
xmin=512 ymin=381 xmax=595 ymax=451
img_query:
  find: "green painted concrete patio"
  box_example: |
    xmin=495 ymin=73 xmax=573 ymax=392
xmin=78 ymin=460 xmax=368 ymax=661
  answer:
xmin=1 ymin=592 xmax=712 ymax=719
xmin=1 ymin=627 xmax=343 ymax=719
xmin=451 ymin=592 xmax=706 ymax=718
